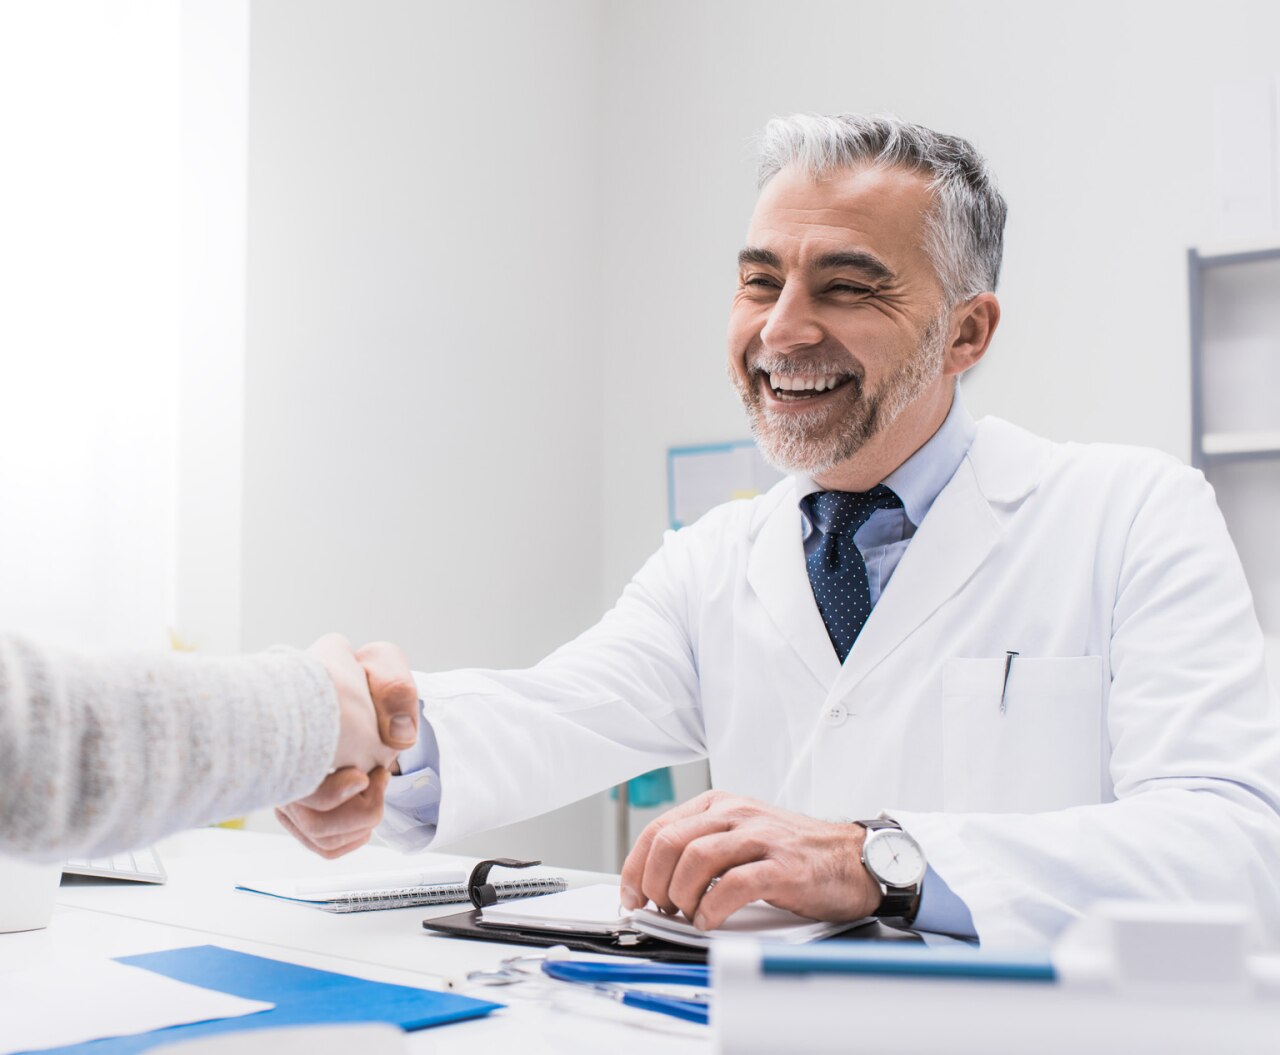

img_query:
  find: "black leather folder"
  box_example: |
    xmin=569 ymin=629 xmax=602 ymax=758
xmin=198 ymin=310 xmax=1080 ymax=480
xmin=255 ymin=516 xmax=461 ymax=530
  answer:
xmin=422 ymin=907 xmax=709 ymax=962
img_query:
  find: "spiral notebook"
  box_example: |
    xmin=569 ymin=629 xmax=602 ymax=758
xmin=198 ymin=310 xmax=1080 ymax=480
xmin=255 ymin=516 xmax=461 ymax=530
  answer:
xmin=237 ymin=869 xmax=567 ymax=913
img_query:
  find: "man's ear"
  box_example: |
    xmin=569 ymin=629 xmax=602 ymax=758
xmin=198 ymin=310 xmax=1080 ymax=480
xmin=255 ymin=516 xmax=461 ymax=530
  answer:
xmin=943 ymin=292 xmax=1000 ymax=376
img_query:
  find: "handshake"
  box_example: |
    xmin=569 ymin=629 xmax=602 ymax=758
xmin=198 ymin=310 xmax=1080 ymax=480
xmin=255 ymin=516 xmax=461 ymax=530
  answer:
xmin=285 ymin=633 xmax=420 ymax=858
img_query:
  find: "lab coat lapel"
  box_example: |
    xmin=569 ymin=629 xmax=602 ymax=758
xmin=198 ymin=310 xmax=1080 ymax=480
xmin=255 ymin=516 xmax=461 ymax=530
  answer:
xmin=833 ymin=417 xmax=1049 ymax=698
xmin=747 ymin=485 xmax=842 ymax=691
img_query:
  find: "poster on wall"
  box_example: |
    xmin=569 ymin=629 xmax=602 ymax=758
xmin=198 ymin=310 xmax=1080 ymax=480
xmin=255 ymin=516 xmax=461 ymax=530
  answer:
xmin=667 ymin=440 xmax=785 ymax=530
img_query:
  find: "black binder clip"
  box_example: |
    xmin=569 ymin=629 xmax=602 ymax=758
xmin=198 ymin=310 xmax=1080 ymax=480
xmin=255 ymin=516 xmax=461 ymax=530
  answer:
xmin=467 ymin=857 xmax=541 ymax=909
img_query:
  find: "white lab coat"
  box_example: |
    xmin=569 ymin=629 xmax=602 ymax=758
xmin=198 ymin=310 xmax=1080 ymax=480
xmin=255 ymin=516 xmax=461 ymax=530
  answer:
xmin=394 ymin=416 xmax=1280 ymax=948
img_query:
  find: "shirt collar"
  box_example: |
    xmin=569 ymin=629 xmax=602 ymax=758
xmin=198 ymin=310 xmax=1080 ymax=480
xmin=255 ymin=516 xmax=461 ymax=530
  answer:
xmin=796 ymin=383 xmax=976 ymax=533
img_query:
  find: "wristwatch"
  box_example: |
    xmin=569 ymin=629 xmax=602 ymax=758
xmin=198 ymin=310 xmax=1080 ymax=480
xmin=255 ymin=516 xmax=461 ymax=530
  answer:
xmin=857 ymin=818 xmax=926 ymax=925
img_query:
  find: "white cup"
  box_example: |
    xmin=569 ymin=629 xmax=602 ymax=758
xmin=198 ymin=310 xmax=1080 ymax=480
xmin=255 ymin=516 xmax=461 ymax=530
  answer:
xmin=0 ymin=856 xmax=61 ymax=932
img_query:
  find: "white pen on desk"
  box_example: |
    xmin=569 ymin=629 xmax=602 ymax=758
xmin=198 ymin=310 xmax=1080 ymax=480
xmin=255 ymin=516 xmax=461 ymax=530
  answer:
xmin=294 ymin=867 xmax=465 ymax=896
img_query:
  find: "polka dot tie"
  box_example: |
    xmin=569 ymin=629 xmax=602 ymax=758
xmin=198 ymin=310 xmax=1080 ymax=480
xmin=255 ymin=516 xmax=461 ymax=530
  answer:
xmin=802 ymin=486 xmax=903 ymax=663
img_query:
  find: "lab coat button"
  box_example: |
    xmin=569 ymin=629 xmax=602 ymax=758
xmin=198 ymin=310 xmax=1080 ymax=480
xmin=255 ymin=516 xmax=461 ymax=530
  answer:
xmin=823 ymin=702 xmax=848 ymax=726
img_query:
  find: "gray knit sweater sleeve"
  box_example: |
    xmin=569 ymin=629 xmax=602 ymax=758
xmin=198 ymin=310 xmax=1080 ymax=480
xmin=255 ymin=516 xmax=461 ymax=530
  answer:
xmin=0 ymin=635 xmax=340 ymax=862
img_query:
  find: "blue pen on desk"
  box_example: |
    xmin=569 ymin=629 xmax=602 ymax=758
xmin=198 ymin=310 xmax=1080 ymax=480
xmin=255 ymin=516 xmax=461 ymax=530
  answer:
xmin=542 ymin=961 xmax=710 ymax=1024
xmin=468 ymin=953 xmax=711 ymax=1026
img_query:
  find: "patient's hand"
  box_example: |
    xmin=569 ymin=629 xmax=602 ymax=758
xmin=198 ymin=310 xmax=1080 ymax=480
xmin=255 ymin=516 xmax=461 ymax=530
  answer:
xmin=309 ymin=633 xmax=417 ymax=772
xmin=277 ymin=636 xmax=419 ymax=858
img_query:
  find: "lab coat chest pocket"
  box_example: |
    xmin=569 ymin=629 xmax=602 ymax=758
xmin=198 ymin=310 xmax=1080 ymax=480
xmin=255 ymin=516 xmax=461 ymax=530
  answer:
xmin=942 ymin=656 xmax=1105 ymax=813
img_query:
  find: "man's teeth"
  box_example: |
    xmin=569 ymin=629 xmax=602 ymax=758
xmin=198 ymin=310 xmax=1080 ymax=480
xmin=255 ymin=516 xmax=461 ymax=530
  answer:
xmin=768 ymin=372 xmax=844 ymax=393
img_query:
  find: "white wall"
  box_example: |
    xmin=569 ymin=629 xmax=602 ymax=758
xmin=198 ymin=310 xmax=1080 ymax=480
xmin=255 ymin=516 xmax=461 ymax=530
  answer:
xmin=239 ymin=0 xmax=613 ymax=867
xmin=178 ymin=0 xmax=248 ymax=658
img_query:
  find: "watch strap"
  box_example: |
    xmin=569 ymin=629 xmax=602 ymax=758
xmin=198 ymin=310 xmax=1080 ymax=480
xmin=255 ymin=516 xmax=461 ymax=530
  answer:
xmin=859 ymin=818 xmax=900 ymax=832
xmin=876 ymin=887 xmax=919 ymax=921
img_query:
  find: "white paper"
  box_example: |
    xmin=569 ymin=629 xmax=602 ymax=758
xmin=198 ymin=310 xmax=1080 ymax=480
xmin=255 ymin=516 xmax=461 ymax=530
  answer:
xmin=0 ymin=959 xmax=272 ymax=1054
xmin=632 ymin=902 xmax=870 ymax=948
xmin=481 ymin=882 xmax=868 ymax=949
xmin=480 ymin=883 xmax=630 ymax=934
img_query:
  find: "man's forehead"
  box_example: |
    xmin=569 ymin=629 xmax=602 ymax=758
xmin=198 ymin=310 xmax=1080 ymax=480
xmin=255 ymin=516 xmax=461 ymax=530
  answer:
xmin=746 ymin=162 xmax=934 ymax=258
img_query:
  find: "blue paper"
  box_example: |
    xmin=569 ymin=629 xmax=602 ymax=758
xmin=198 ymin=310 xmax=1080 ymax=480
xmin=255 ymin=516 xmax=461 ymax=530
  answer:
xmin=25 ymin=945 xmax=501 ymax=1055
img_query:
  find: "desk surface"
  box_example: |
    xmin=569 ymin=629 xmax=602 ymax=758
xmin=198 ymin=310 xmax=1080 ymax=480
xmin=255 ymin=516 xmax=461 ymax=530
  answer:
xmin=13 ymin=828 xmax=709 ymax=1054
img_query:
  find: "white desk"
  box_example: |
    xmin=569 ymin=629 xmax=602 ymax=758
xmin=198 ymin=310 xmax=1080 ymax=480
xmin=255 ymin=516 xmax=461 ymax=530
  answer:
xmin=13 ymin=828 xmax=710 ymax=1054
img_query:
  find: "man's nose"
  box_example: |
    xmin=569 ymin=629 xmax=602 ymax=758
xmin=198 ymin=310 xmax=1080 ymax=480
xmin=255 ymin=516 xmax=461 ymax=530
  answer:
xmin=758 ymin=282 xmax=823 ymax=352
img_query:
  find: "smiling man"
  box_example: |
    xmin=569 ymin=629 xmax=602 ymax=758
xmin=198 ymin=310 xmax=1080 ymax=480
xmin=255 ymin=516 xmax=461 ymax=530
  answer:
xmin=281 ymin=114 xmax=1280 ymax=949
xmin=727 ymin=160 xmax=995 ymax=492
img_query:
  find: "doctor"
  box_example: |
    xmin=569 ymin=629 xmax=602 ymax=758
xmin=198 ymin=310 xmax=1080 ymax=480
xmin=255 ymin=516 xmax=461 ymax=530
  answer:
xmin=280 ymin=113 xmax=1280 ymax=948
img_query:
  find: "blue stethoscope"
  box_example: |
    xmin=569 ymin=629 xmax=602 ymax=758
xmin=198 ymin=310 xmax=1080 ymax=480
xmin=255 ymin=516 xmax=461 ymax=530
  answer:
xmin=467 ymin=953 xmax=711 ymax=1025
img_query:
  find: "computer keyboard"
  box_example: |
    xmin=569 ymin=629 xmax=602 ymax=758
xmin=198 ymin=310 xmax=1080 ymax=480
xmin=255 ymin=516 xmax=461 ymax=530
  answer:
xmin=64 ymin=845 xmax=167 ymax=884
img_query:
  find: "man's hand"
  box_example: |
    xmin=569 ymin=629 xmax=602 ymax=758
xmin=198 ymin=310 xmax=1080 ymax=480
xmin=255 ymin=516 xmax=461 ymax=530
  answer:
xmin=619 ymin=790 xmax=883 ymax=930
xmin=353 ymin=638 xmax=420 ymax=763
xmin=276 ymin=636 xmax=419 ymax=859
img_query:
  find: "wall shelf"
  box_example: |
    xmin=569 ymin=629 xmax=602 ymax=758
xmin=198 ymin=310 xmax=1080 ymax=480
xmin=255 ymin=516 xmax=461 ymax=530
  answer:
xmin=1190 ymin=240 xmax=1280 ymax=267
xmin=1188 ymin=245 xmax=1280 ymax=647
xmin=1201 ymin=430 xmax=1280 ymax=458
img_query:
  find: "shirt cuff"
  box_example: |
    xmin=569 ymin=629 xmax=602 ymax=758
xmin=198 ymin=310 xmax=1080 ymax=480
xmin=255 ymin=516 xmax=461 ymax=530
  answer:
xmin=910 ymin=863 xmax=978 ymax=941
xmin=381 ymin=711 xmax=443 ymax=850
xmin=392 ymin=702 xmax=438 ymax=776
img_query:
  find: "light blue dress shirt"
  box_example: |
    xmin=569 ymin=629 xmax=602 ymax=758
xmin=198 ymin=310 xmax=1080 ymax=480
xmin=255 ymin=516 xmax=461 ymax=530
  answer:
xmin=388 ymin=386 xmax=979 ymax=940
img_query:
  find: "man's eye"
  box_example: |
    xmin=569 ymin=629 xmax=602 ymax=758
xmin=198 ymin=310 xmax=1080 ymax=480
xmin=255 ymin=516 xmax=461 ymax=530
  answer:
xmin=827 ymin=282 xmax=873 ymax=296
xmin=741 ymin=274 xmax=780 ymax=289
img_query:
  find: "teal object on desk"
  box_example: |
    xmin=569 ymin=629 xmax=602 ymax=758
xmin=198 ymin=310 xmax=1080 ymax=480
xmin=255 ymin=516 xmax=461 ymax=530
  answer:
xmin=611 ymin=768 xmax=675 ymax=808
xmin=760 ymin=941 xmax=1056 ymax=982
xmin=31 ymin=945 xmax=501 ymax=1055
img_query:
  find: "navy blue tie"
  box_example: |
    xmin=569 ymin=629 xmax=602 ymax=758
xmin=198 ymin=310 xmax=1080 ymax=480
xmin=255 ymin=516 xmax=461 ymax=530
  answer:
xmin=802 ymin=487 xmax=903 ymax=663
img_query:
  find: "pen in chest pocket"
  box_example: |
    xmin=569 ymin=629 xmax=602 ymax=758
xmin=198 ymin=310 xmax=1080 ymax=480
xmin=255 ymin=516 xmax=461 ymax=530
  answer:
xmin=1000 ymin=651 xmax=1019 ymax=714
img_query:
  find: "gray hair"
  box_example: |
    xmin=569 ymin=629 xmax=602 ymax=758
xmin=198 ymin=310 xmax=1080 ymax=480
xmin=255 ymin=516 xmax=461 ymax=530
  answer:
xmin=756 ymin=113 xmax=1007 ymax=305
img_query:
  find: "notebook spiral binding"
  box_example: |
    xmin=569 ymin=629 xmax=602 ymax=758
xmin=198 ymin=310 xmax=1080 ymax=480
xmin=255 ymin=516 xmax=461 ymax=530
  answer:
xmin=323 ymin=877 xmax=568 ymax=914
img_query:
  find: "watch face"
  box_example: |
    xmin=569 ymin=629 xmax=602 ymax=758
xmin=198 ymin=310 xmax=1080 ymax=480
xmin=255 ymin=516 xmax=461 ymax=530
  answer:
xmin=864 ymin=829 xmax=926 ymax=888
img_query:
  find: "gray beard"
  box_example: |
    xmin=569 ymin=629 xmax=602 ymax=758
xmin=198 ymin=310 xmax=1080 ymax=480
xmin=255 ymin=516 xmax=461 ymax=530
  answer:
xmin=733 ymin=315 xmax=947 ymax=476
